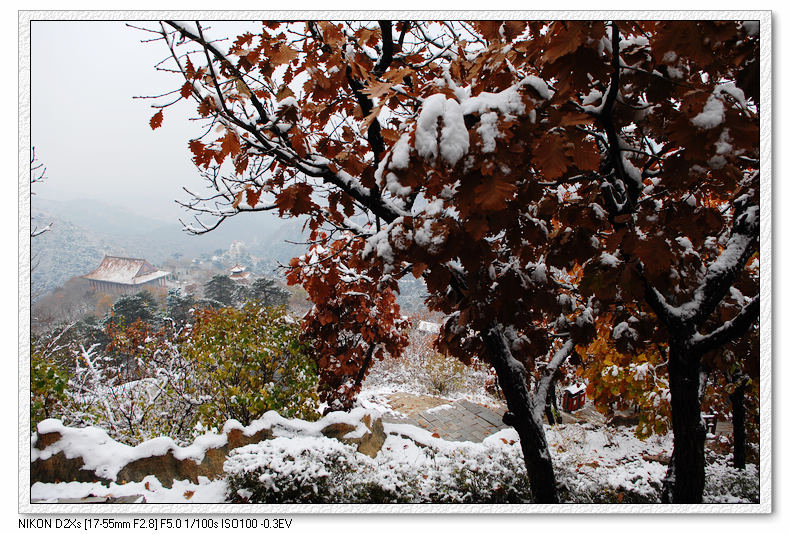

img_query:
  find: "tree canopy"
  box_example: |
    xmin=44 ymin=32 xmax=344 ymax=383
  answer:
xmin=145 ymin=19 xmax=760 ymax=503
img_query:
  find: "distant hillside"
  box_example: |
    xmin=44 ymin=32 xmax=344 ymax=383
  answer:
xmin=29 ymin=196 xmax=429 ymax=311
xmin=31 ymin=213 xmax=129 ymax=298
xmin=30 ymin=197 xmax=310 ymax=298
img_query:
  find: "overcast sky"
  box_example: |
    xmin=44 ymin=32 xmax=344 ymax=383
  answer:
xmin=30 ymin=20 xmax=217 ymax=222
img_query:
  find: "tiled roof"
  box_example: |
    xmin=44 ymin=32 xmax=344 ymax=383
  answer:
xmin=565 ymin=383 xmax=587 ymax=395
xmin=82 ymin=256 xmax=169 ymax=285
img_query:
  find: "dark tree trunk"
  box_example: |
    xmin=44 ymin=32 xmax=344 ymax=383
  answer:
xmin=483 ymin=327 xmax=558 ymax=503
xmin=551 ymin=384 xmax=562 ymax=423
xmin=543 ymin=378 xmax=561 ymax=425
xmin=514 ymin=409 xmax=558 ymax=504
xmin=544 ymin=404 xmax=555 ymax=426
xmin=730 ymin=381 xmax=747 ymax=469
xmin=662 ymin=339 xmax=707 ymax=503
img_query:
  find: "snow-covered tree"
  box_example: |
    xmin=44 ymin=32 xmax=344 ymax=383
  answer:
xmin=202 ymin=274 xmax=237 ymax=307
xmin=248 ymin=276 xmax=290 ymax=307
xmin=144 ymin=20 xmax=760 ymax=503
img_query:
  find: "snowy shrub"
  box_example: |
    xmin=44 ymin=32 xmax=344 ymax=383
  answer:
xmin=225 ymin=430 xmax=531 ymax=504
xmin=225 ymin=437 xmax=377 ymax=503
xmin=703 ymin=454 xmax=760 ymax=503
xmin=181 ymin=304 xmax=320 ymax=427
xmin=364 ymin=329 xmax=499 ymax=402
xmin=554 ymin=461 xmax=663 ymax=504
xmin=549 ymin=423 xmax=666 ymax=503
xmin=64 ymin=333 xmax=201 ymax=445
xmin=419 ymin=350 xmax=468 ymax=395
xmin=428 ymin=443 xmax=531 ymax=503
xmin=30 ymin=344 xmax=69 ymax=431
xmin=37 ymin=303 xmax=319 ymax=446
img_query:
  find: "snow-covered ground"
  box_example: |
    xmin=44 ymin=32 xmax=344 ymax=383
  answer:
xmin=30 ymin=346 xmax=758 ymax=504
xmin=31 ymin=412 xmax=757 ymax=504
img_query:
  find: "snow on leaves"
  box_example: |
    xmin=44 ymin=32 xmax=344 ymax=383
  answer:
xmin=287 ymin=237 xmax=409 ymax=411
xmin=149 ymin=20 xmax=760 ymax=503
xmin=415 ymin=93 xmax=469 ymax=166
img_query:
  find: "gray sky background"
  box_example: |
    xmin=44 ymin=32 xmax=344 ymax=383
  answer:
xmin=31 ymin=20 xmax=206 ymax=222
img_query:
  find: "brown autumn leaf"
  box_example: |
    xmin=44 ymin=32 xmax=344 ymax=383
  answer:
xmin=362 ymin=80 xmax=393 ymax=100
xmin=475 ymin=21 xmax=503 ymax=42
xmin=560 ymin=111 xmax=594 ymax=127
xmin=271 ymin=44 xmax=299 ymax=66
xmin=360 ymin=105 xmax=383 ymax=136
xmin=188 ymin=139 xmax=213 ymax=168
xmin=221 ymin=130 xmax=242 ymax=157
xmin=474 ymin=175 xmax=517 ymax=211
xmin=573 ymin=137 xmax=600 ymax=171
xmin=235 ymin=78 xmax=252 ymax=97
xmin=197 ymin=97 xmax=215 ymax=117
xmin=502 ymin=21 xmax=527 ymax=41
xmin=533 ymin=133 xmax=570 ymax=179
xmin=180 ymin=82 xmax=193 ymax=99
xmin=383 ymin=67 xmax=415 ymax=84
xmin=276 ymin=85 xmax=295 ymax=101
xmin=246 ymin=187 xmax=262 ymax=208
xmin=149 ymin=110 xmax=163 ymax=130
xmin=232 ymin=190 xmax=244 ymax=209
xmin=234 ymin=152 xmax=249 ymax=175
xmin=276 ymin=182 xmax=315 ymax=216
xmin=543 ymin=22 xmax=585 ymax=64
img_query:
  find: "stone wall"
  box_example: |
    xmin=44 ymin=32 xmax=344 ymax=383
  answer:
xmin=31 ymin=410 xmax=386 ymax=489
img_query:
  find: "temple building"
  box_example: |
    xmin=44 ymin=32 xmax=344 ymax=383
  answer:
xmin=229 ymin=264 xmax=251 ymax=282
xmin=82 ymin=256 xmax=169 ymax=294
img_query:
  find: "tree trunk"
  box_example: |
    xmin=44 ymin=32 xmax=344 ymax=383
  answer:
xmin=543 ymin=378 xmax=562 ymax=425
xmin=551 ymin=383 xmax=562 ymax=423
xmin=730 ymin=381 xmax=747 ymax=469
xmin=662 ymin=339 xmax=707 ymax=503
xmin=544 ymin=405 xmax=555 ymax=426
xmin=515 ymin=410 xmax=558 ymax=504
xmin=483 ymin=327 xmax=558 ymax=503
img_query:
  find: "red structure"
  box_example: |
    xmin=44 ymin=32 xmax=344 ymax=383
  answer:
xmin=82 ymin=256 xmax=169 ymax=294
xmin=562 ymin=383 xmax=587 ymax=412
xmin=229 ymin=264 xmax=251 ymax=282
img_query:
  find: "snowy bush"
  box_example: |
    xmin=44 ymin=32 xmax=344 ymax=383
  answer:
xmin=548 ymin=423 xmax=667 ymax=503
xmin=703 ymin=454 xmax=760 ymax=503
xmin=64 ymin=337 xmax=201 ymax=445
xmin=225 ymin=437 xmax=381 ymax=503
xmin=415 ymin=350 xmax=468 ymax=396
xmin=364 ymin=329 xmax=499 ymax=402
xmin=30 ymin=343 xmax=70 ymax=431
xmin=51 ymin=304 xmax=320 ymax=445
xmin=424 ymin=441 xmax=531 ymax=503
xmin=181 ymin=304 xmax=320 ymax=427
xmin=224 ymin=430 xmax=531 ymax=504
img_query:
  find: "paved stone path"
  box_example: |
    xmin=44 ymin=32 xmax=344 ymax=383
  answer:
xmin=380 ymin=393 xmax=734 ymax=443
xmin=380 ymin=392 xmax=620 ymax=443
xmin=382 ymin=394 xmax=509 ymax=442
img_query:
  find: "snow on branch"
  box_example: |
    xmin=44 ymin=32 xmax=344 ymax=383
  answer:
xmin=691 ymin=294 xmax=760 ymax=354
xmin=645 ymin=199 xmax=759 ymax=331
xmin=533 ymin=338 xmax=576 ymax=420
xmin=30 ymin=147 xmax=53 ymax=238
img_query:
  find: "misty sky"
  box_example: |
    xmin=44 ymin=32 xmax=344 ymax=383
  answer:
xmin=30 ymin=20 xmax=234 ymax=223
